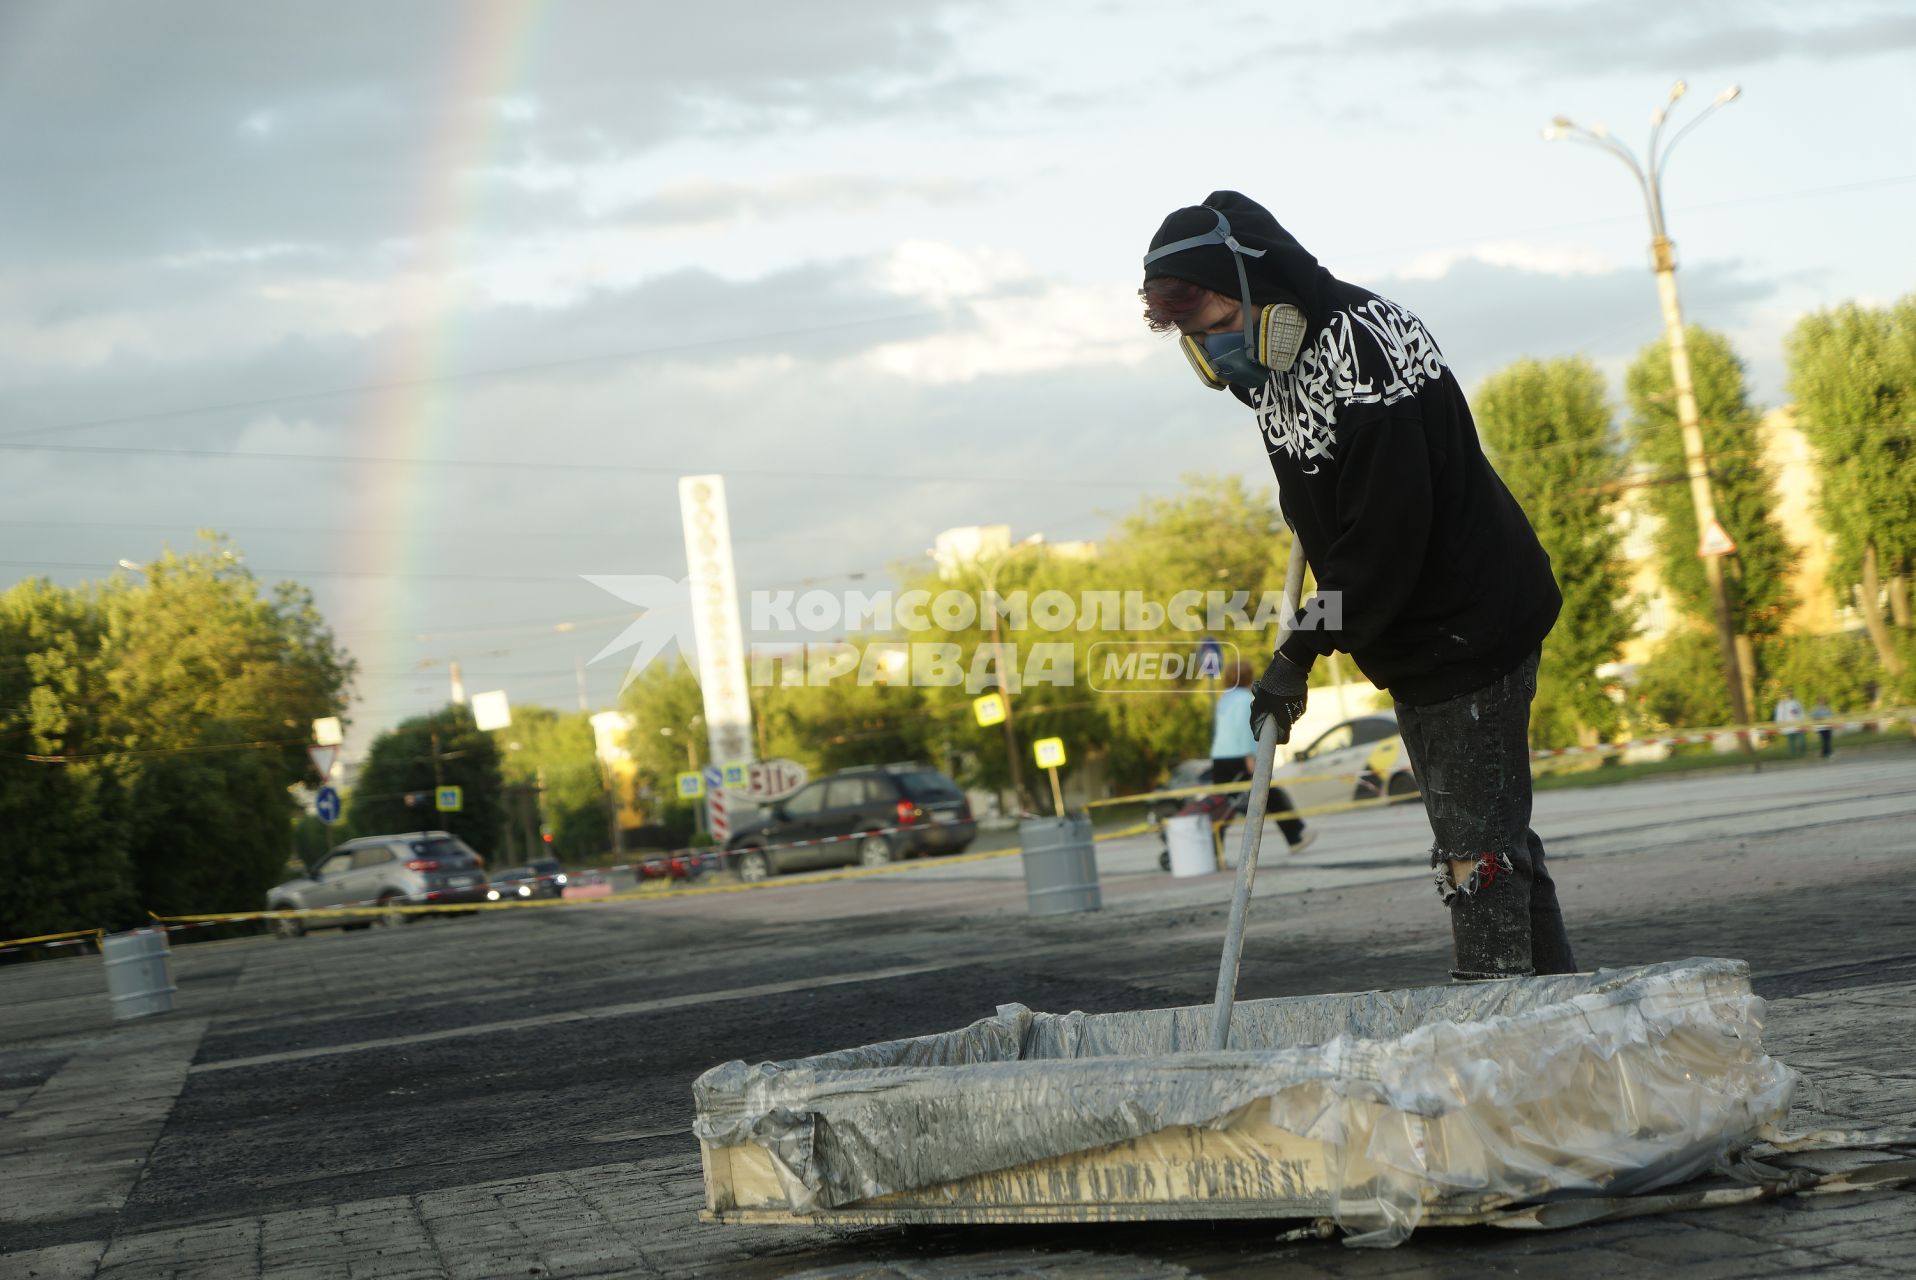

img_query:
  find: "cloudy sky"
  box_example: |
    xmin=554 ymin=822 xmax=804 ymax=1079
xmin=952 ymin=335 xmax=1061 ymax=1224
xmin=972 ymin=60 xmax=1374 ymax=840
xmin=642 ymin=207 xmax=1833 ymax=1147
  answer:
xmin=4 ymin=0 xmax=1912 ymax=756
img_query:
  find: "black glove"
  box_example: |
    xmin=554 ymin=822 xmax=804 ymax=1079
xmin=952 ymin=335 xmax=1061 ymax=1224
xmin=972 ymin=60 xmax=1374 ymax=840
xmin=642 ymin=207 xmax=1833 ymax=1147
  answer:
xmin=1250 ymin=652 xmax=1310 ymax=745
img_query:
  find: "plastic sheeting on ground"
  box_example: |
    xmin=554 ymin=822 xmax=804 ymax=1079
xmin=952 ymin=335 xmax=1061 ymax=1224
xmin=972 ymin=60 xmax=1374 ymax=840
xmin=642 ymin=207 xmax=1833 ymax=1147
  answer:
xmin=692 ymin=957 xmax=1796 ymax=1246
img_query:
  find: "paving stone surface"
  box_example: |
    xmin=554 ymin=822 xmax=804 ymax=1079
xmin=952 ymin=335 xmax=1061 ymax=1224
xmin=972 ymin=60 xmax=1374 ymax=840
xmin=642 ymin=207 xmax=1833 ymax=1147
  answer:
xmin=4 ymin=753 xmax=1914 ymax=1277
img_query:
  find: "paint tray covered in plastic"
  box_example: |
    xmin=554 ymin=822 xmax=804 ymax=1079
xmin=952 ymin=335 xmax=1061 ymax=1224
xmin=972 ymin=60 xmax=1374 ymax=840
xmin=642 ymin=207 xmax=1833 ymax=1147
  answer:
xmin=693 ymin=957 xmax=1794 ymax=1245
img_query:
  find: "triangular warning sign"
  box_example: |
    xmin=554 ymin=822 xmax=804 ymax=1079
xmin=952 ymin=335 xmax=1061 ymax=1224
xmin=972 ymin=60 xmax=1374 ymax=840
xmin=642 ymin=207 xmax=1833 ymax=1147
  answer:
xmin=1698 ymin=518 xmax=1737 ymax=558
xmin=307 ymin=744 xmax=338 ymax=780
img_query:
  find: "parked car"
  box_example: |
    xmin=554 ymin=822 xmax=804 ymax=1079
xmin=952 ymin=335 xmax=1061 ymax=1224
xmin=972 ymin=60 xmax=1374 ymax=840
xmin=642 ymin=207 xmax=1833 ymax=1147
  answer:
xmin=722 ymin=764 xmax=976 ymax=882
xmin=1273 ymin=713 xmax=1419 ymax=811
xmin=1152 ymin=715 xmax=1416 ymax=825
xmin=636 ymin=851 xmax=706 ymax=881
xmin=265 ymin=831 xmax=491 ymax=937
xmin=489 ymin=857 xmax=567 ymax=900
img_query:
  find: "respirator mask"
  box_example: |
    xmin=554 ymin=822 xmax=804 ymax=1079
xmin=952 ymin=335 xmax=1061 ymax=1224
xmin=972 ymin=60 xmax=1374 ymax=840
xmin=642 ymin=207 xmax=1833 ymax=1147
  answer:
xmin=1144 ymin=208 xmax=1307 ymax=391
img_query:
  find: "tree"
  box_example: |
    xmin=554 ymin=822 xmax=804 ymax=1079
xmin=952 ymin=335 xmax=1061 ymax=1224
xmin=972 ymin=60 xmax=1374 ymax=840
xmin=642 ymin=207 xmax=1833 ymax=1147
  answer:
xmin=1080 ymin=475 xmax=1294 ymax=787
xmin=1786 ymin=296 xmax=1916 ymax=681
xmin=1475 ymin=357 xmax=1635 ymax=744
xmin=100 ymin=539 xmax=356 ymax=914
xmin=1633 ymin=622 xmax=1733 ymax=731
xmin=616 ymin=658 xmax=711 ymax=833
xmin=0 ymin=580 xmax=138 ymax=938
xmin=1625 ymin=327 xmax=1796 ymax=656
xmin=0 ymin=538 xmax=355 ymax=937
xmin=900 ymin=545 xmax=1104 ymax=804
xmin=349 ymin=705 xmax=505 ymax=856
xmin=496 ymin=707 xmax=609 ymax=863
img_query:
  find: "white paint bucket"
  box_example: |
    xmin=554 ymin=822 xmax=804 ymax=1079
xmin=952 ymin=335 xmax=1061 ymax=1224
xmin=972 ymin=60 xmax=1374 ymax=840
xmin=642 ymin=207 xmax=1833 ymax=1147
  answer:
xmin=102 ymin=928 xmax=176 ymax=1020
xmin=1165 ymin=814 xmax=1214 ymax=878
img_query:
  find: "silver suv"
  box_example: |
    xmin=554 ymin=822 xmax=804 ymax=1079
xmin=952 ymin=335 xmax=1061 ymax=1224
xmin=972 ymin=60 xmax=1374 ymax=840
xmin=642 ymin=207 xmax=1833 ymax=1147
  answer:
xmin=266 ymin=831 xmax=491 ymax=937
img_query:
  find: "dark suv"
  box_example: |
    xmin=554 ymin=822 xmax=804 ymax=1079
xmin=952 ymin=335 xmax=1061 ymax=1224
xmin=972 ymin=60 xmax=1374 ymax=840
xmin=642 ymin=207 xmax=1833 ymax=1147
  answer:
xmin=723 ymin=765 xmax=976 ymax=882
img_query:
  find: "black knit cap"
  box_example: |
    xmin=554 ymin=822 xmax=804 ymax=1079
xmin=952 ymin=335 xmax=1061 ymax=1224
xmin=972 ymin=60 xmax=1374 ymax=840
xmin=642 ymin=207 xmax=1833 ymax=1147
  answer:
xmin=1144 ymin=190 xmax=1333 ymax=323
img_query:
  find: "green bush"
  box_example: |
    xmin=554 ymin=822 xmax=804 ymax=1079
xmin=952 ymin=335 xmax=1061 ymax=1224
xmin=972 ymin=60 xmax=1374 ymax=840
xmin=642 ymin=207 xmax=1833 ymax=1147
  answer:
xmin=1753 ymin=631 xmax=1884 ymax=717
xmin=1631 ymin=626 xmax=1734 ymax=730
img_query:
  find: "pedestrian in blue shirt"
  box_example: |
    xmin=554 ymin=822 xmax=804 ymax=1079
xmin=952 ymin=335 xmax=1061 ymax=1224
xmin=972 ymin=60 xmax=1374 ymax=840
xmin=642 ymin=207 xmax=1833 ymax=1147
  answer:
xmin=1214 ymin=660 xmax=1315 ymax=854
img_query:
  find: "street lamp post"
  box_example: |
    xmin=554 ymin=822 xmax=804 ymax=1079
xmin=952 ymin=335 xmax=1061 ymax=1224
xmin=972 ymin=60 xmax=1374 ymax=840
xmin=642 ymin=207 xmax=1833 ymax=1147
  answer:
xmin=1545 ymin=81 xmax=1753 ymax=736
xmin=975 ymin=536 xmax=1044 ymax=813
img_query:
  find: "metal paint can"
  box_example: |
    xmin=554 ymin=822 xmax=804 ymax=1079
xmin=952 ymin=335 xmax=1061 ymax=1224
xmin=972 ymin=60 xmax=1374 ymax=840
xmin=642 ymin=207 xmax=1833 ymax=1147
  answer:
xmin=102 ymin=928 xmax=176 ymax=1020
xmin=1019 ymin=814 xmax=1101 ymax=916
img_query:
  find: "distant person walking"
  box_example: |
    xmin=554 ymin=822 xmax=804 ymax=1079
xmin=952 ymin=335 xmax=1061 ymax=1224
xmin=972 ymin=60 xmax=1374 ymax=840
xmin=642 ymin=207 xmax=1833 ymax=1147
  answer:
xmin=1213 ymin=660 xmax=1316 ymax=854
xmin=1774 ymin=689 xmax=1808 ymax=757
xmin=1811 ymin=695 xmax=1835 ymax=759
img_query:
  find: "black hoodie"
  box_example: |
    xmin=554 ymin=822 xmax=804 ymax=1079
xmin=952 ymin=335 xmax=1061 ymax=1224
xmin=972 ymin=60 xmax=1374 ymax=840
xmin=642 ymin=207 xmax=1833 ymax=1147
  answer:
xmin=1146 ymin=191 xmax=1560 ymax=705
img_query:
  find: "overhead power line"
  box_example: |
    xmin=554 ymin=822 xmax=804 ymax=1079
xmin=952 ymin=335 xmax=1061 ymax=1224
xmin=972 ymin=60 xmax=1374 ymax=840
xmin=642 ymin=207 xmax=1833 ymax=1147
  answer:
xmin=0 ymin=439 xmax=1171 ymax=492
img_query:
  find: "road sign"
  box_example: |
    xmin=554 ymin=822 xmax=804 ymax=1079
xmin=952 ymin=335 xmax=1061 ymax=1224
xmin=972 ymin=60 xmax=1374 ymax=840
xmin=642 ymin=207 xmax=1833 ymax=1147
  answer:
xmin=1197 ymin=635 xmax=1223 ymax=678
xmin=435 ymin=785 xmax=464 ymax=813
xmin=312 ymin=716 xmax=343 ymax=747
xmin=676 ymin=771 xmax=706 ymax=799
xmin=307 ymin=744 xmax=337 ymax=780
xmin=745 ymin=758 xmax=808 ymax=802
xmin=314 ymin=786 xmax=342 ymax=825
xmin=974 ymin=692 xmax=1007 ymax=726
xmin=1033 ymin=737 xmax=1066 ymax=769
xmin=471 ymin=689 xmax=512 ymax=732
xmin=1698 ymin=518 xmax=1737 ymax=558
xmin=722 ymin=760 xmax=749 ymax=789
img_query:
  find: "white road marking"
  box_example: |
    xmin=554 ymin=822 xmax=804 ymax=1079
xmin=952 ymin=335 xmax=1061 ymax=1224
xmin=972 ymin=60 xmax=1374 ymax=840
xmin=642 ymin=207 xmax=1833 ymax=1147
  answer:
xmin=190 ymin=961 xmax=956 ymax=1073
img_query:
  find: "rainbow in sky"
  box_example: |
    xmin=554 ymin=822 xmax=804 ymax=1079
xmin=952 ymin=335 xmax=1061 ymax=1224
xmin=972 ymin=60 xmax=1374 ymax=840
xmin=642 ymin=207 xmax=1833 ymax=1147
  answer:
xmin=348 ymin=1 xmax=548 ymax=730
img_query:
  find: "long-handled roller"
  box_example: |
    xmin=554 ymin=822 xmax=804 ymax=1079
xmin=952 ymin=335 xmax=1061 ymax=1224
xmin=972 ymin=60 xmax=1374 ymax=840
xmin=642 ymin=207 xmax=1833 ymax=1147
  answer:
xmin=1210 ymin=533 xmax=1308 ymax=1051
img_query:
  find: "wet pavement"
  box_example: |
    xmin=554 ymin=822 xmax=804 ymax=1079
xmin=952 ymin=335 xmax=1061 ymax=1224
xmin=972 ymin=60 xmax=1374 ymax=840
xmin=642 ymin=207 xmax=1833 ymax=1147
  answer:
xmin=3 ymin=750 xmax=1914 ymax=1277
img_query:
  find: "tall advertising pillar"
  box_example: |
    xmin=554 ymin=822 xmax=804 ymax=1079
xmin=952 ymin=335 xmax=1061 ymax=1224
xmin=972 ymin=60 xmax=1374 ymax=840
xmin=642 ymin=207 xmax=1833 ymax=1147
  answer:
xmin=679 ymin=475 xmax=755 ymax=841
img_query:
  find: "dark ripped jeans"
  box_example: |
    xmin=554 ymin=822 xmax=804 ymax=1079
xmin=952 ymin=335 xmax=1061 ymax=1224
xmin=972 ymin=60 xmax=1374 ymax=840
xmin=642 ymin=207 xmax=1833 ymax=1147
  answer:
xmin=1394 ymin=649 xmax=1578 ymax=980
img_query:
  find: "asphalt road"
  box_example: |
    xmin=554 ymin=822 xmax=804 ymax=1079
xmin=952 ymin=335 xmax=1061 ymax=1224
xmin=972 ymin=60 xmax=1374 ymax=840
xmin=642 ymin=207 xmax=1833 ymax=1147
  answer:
xmin=4 ymin=747 xmax=1914 ymax=1278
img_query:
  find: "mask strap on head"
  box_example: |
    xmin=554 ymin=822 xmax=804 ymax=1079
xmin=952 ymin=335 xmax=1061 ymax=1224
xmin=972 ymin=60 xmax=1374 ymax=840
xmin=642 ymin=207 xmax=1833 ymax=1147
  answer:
xmin=1142 ymin=208 xmax=1264 ymax=350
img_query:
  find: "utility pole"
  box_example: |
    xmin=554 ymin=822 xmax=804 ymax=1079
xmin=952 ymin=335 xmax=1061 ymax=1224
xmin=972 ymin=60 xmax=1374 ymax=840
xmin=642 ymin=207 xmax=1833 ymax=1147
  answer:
xmin=601 ymin=756 xmax=621 ymax=855
xmin=974 ymin=535 xmax=1045 ymax=814
xmin=537 ymin=766 xmax=548 ymax=854
xmin=985 ymin=603 xmax=1026 ymax=810
xmin=1546 ymin=81 xmax=1752 ymax=736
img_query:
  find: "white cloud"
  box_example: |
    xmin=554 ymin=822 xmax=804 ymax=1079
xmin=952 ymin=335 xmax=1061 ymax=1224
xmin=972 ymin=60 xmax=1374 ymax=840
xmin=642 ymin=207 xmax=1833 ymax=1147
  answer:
xmin=493 ymin=95 xmax=543 ymax=124
xmin=232 ymin=412 xmax=339 ymax=455
xmin=1385 ymin=240 xmax=1620 ymax=282
xmin=156 ymin=242 xmax=321 ymax=270
xmin=856 ymin=242 xmax=1156 ymax=384
xmin=862 ymin=282 xmax=1156 ymax=384
xmin=873 ymin=240 xmax=1029 ymax=307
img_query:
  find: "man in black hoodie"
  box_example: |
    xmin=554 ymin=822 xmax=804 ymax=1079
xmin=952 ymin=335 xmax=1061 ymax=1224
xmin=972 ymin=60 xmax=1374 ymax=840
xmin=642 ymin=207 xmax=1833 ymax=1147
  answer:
xmin=1140 ymin=191 xmax=1576 ymax=981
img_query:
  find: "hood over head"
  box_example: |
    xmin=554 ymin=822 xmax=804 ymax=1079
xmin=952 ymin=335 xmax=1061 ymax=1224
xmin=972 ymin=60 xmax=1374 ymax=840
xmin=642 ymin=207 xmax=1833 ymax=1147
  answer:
xmin=1143 ymin=191 xmax=1337 ymax=325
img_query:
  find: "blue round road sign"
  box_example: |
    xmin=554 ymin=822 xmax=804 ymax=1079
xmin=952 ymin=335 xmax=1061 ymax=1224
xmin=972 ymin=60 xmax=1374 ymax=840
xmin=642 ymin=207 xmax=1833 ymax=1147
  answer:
xmin=315 ymin=785 xmax=342 ymax=825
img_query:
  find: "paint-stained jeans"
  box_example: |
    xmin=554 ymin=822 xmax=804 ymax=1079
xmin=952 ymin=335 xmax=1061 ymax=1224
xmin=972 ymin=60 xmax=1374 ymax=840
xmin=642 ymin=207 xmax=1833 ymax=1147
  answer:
xmin=1394 ymin=649 xmax=1578 ymax=980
